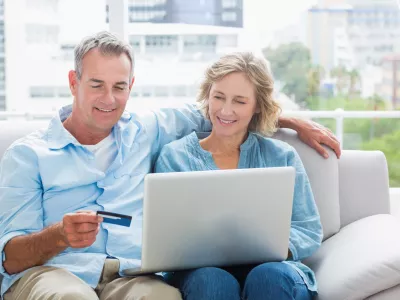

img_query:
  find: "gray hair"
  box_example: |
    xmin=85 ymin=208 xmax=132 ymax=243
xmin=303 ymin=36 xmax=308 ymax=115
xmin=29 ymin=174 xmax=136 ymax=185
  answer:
xmin=74 ymin=31 xmax=134 ymax=80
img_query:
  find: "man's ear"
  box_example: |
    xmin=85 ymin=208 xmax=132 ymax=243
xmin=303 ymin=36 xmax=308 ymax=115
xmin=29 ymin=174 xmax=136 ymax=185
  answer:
xmin=68 ymin=70 xmax=78 ymax=97
xmin=129 ymin=76 xmax=135 ymax=91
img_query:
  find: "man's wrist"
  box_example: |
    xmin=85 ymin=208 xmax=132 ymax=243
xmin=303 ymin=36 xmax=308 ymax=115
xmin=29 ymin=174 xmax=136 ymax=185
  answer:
xmin=54 ymin=222 xmax=68 ymax=248
xmin=278 ymin=116 xmax=300 ymax=131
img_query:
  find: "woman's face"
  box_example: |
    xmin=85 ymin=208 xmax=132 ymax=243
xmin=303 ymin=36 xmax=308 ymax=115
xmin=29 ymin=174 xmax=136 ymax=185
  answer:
xmin=208 ymin=72 xmax=259 ymax=138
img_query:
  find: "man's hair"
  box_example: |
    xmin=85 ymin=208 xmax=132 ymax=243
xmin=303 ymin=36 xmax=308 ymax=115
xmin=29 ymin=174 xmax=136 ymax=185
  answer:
xmin=74 ymin=31 xmax=134 ymax=80
xmin=197 ymin=52 xmax=281 ymax=136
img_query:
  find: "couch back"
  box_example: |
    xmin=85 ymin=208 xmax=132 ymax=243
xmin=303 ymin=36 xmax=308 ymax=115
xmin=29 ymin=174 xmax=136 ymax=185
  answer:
xmin=0 ymin=121 xmax=341 ymax=242
xmin=273 ymin=129 xmax=340 ymax=240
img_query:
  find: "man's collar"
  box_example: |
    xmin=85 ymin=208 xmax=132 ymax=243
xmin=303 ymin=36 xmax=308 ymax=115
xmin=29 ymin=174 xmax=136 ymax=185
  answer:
xmin=47 ymin=104 xmax=135 ymax=150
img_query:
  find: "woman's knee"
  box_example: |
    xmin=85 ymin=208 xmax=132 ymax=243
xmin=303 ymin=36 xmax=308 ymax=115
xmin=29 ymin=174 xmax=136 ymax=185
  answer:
xmin=173 ymin=267 xmax=240 ymax=300
xmin=243 ymin=262 xmax=311 ymax=299
xmin=246 ymin=262 xmax=299 ymax=286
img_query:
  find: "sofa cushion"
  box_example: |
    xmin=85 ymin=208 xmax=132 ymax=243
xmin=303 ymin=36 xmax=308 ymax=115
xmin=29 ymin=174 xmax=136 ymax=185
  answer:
xmin=0 ymin=120 xmax=48 ymax=159
xmin=273 ymin=128 xmax=340 ymax=240
xmin=339 ymin=150 xmax=390 ymax=228
xmin=304 ymin=214 xmax=400 ymax=300
xmin=366 ymin=284 xmax=400 ymax=300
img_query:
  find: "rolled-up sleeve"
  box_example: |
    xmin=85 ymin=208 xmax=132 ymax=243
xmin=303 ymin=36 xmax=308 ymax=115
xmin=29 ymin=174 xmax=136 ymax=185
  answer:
xmin=152 ymin=104 xmax=212 ymax=155
xmin=0 ymin=146 xmax=43 ymax=276
xmin=286 ymin=147 xmax=323 ymax=261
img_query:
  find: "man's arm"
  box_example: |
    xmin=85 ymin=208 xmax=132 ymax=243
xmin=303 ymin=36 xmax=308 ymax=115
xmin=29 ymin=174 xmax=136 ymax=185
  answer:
xmin=146 ymin=105 xmax=341 ymax=159
xmin=3 ymin=212 xmax=102 ymax=275
xmin=278 ymin=116 xmax=341 ymax=159
xmin=0 ymin=145 xmax=102 ymax=275
xmin=3 ymin=223 xmax=66 ymax=275
xmin=150 ymin=104 xmax=212 ymax=156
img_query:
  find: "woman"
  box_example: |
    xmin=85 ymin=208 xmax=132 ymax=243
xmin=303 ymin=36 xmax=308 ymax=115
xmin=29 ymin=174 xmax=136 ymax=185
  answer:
xmin=155 ymin=52 xmax=323 ymax=300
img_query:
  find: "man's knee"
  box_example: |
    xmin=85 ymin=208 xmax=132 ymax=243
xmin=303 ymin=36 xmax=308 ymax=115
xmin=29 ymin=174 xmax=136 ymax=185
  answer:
xmin=53 ymin=290 xmax=98 ymax=300
xmin=7 ymin=266 xmax=98 ymax=300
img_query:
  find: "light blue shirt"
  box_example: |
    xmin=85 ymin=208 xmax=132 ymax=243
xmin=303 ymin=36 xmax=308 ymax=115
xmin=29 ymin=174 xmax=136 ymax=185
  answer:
xmin=0 ymin=104 xmax=211 ymax=296
xmin=155 ymin=131 xmax=323 ymax=293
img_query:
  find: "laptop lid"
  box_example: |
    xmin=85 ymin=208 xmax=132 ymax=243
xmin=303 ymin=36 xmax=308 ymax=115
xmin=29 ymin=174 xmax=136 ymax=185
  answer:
xmin=124 ymin=167 xmax=295 ymax=275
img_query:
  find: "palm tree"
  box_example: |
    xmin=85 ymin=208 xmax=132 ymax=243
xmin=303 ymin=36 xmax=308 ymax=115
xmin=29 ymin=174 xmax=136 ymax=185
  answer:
xmin=307 ymin=65 xmax=324 ymax=99
xmin=348 ymin=69 xmax=361 ymax=98
xmin=330 ymin=65 xmax=348 ymax=95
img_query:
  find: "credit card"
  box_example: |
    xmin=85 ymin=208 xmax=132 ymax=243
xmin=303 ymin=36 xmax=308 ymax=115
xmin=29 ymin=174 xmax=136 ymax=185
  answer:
xmin=96 ymin=211 xmax=132 ymax=227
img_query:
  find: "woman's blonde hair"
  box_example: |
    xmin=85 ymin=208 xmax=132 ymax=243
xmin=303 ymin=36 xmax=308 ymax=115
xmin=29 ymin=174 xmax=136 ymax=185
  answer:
xmin=197 ymin=52 xmax=281 ymax=136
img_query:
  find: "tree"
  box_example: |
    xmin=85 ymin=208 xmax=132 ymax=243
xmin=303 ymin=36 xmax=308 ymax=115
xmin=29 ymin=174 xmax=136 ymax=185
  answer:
xmin=263 ymin=43 xmax=311 ymax=106
xmin=307 ymin=66 xmax=324 ymax=99
xmin=362 ymin=130 xmax=400 ymax=187
xmin=330 ymin=65 xmax=348 ymax=95
xmin=348 ymin=69 xmax=361 ymax=97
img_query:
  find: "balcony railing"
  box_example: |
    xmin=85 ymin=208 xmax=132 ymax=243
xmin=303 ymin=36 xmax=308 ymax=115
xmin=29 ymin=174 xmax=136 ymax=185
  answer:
xmin=1 ymin=109 xmax=399 ymax=146
xmin=0 ymin=109 xmax=399 ymax=199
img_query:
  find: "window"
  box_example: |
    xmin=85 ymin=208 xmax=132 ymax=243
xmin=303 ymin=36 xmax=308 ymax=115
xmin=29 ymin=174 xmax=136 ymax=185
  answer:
xmin=58 ymin=87 xmax=71 ymax=98
xmin=218 ymin=35 xmax=237 ymax=48
xmin=145 ymin=35 xmax=178 ymax=54
xmin=3 ymin=0 xmax=399 ymax=188
xmin=60 ymin=44 xmax=75 ymax=60
xmin=141 ymin=86 xmax=152 ymax=97
xmin=172 ymin=85 xmax=188 ymax=97
xmin=26 ymin=24 xmax=59 ymax=44
xmin=129 ymin=35 xmax=142 ymax=52
xmin=128 ymin=0 xmax=167 ymax=6
xmin=222 ymin=12 xmax=237 ymax=22
xmin=30 ymin=86 xmax=56 ymax=98
xmin=129 ymin=10 xmax=166 ymax=22
xmin=26 ymin=0 xmax=57 ymax=13
xmin=154 ymin=86 xmax=168 ymax=97
xmin=183 ymin=35 xmax=216 ymax=53
xmin=222 ymin=0 xmax=237 ymax=9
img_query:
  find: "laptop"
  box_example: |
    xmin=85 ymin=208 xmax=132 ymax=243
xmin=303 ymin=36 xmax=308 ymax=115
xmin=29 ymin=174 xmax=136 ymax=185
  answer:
xmin=122 ymin=166 xmax=295 ymax=276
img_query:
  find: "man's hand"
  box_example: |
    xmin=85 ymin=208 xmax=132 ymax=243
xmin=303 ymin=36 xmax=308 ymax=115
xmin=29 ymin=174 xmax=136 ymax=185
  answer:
xmin=59 ymin=211 xmax=103 ymax=248
xmin=279 ymin=117 xmax=341 ymax=159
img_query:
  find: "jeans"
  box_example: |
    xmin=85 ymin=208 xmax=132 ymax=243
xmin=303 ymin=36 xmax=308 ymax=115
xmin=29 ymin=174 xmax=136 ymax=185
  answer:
xmin=165 ymin=262 xmax=313 ymax=300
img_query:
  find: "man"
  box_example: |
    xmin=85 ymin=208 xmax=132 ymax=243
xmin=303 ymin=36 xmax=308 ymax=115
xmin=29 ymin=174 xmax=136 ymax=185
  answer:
xmin=0 ymin=31 xmax=340 ymax=300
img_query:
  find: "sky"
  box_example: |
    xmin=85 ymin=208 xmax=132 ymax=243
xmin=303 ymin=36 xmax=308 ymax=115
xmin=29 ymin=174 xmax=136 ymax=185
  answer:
xmin=243 ymin=0 xmax=318 ymax=47
xmin=243 ymin=0 xmax=318 ymax=31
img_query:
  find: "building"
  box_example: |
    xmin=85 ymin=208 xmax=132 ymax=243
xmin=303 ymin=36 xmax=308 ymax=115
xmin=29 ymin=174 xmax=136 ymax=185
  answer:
xmin=118 ymin=0 xmax=243 ymax=28
xmin=3 ymin=0 xmax=298 ymax=113
xmin=377 ymin=55 xmax=400 ymax=109
xmin=0 ymin=0 xmax=5 ymax=111
xmin=8 ymin=0 xmax=293 ymax=114
xmin=307 ymin=0 xmax=400 ymax=73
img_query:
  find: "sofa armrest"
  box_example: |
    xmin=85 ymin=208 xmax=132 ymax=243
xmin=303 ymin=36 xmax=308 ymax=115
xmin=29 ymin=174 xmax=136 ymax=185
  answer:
xmin=303 ymin=215 xmax=400 ymax=300
xmin=339 ymin=150 xmax=390 ymax=228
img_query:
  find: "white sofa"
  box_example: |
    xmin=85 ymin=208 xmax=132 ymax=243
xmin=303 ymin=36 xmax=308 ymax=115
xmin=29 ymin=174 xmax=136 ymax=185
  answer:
xmin=1 ymin=120 xmax=400 ymax=299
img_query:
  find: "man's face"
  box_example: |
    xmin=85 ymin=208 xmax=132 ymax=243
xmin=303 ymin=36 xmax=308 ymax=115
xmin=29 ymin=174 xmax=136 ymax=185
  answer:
xmin=69 ymin=48 xmax=134 ymax=133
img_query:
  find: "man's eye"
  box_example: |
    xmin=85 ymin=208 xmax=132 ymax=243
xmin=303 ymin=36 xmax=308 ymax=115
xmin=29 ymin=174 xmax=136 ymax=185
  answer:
xmin=91 ymin=85 xmax=101 ymax=89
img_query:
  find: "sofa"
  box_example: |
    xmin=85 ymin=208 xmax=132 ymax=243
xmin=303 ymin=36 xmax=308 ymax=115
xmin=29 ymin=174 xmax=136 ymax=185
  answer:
xmin=1 ymin=120 xmax=400 ymax=299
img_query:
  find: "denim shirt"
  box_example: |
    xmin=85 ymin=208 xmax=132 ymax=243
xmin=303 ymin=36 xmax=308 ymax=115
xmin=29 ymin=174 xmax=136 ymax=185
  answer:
xmin=155 ymin=131 xmax=323 ymax=292
xmin=0 ymin=104 xmax=211 ymax=297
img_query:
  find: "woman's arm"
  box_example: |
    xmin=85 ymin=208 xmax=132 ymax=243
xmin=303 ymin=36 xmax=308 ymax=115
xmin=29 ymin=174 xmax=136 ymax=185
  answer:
xmin=286 ymin=146 xmax=323 ymax=261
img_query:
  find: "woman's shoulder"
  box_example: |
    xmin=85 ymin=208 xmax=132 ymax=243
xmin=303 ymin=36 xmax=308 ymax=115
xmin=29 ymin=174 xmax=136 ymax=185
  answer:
xmin=160 ymin=132 xmax=197 ymax=154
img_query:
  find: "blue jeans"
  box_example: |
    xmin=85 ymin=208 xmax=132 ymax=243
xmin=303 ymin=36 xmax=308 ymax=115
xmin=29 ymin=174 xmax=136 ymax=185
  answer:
xmin=165 ymin=262 xmax=313 ymax=300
